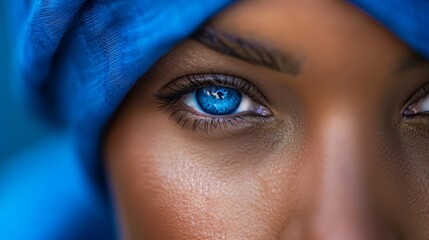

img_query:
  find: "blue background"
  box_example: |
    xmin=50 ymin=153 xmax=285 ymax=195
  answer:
xmin=0 ymin=2 xmax=52 ymax=163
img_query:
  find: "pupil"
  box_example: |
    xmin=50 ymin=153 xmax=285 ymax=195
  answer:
xmin=196 ymin=86 xmax=242 ymax=115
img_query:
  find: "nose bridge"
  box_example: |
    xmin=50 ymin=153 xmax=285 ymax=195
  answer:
xmin=306 ymin=109 xmax=374 ymax=240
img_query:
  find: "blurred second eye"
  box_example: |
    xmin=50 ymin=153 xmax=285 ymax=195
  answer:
xmin=182 ymin=86 xmax=271 ymax=116
xmin=403 ymin=84 xmax=429 ymax=117
xmin=404 ymin=95 xmax=429 ymax=116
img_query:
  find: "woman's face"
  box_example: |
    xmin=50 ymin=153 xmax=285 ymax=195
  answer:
xmin=104 ymin=0 xmax=429 ymax=239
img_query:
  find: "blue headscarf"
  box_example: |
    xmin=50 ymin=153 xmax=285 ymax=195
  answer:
xmin=8 ymin=0 xmax=235 ymax=184
xmin=2 ymin=0 xmax=429 ymax=239
xmin=2 ymin=1 xmax=233 ymax=239
xmin=351 ymin=0 xmax=429 ymax=58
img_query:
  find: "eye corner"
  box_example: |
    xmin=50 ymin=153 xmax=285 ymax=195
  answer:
xmin=402 ymin=82 xmax=429 ymax=118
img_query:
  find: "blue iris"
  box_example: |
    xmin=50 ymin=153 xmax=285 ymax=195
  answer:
xmin=195 ymin=86 xmax=242 ymax=115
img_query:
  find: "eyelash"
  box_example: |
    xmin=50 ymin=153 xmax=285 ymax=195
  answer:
xmin=154 ymin=74 xmax=271 ymax=132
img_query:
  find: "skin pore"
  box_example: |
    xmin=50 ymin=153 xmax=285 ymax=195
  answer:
xmin=104 ymin=0 xmax=429 ymax=239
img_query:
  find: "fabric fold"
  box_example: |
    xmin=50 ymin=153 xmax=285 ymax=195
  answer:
xmin=9 ymin=0 xmax=235 ymax=184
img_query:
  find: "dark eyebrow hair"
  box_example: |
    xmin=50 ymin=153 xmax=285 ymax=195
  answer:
xmin=192 ymin=26 xmax=302 ymax=76
xmin=394 ymin=53 xmax=429 ymax=75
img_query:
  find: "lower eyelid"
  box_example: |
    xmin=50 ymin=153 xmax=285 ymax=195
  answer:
xmin=168 ymin=108 xmax=274 ymax=134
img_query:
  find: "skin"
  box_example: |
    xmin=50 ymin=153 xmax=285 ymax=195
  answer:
xmin=103 ymin=0 xmax=429 ymax=239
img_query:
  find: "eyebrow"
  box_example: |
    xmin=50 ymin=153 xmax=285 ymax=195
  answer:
xmin=394 ymin=53 xmax=429 ymax=75
xmin=192 ymin=26 xmax=302 ymax=76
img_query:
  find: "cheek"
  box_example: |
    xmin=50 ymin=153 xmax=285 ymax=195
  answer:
xmin=106 ymin=143 xmax=229 ymax=240
xmin=373 ymin=121 xmax=429 ymax=238
xmin=104 ymin=113 xmax=226 ymax=239
xmin=398 ymin=125 xmax=429 ymax=235
xmin=104 ymin=110 xmax=305 ymax=239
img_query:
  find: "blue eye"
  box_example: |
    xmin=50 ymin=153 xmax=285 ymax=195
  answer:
xmin=195 ymin=86 xmax=242 ymax=115
xmin=182 ymin=86 xmax=271 ymax=116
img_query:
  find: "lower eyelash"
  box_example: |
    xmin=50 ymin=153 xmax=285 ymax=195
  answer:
xmin=167 ymin=106 xmax=271 ymax=133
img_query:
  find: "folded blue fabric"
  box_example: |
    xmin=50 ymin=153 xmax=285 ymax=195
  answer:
xmin=8 ymin=0 xmax=234 ymax=185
